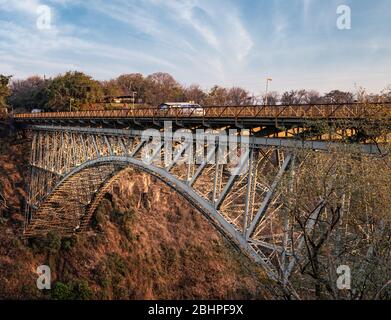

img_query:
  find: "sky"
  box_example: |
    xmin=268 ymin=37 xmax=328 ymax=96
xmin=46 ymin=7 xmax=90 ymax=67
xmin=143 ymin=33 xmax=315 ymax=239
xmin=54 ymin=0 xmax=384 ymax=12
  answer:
xmin=0 ymin=0 xmax=390 ymax=96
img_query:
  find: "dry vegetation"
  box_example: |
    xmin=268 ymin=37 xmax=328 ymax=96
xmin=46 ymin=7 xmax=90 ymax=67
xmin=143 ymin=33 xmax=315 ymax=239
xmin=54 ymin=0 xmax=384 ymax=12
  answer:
xmin=0 ymin=132 xmax=273 ymax=300
xmin=276 ymin=137 xmax=391 ymax=299
xmin=0 ymin=114 xmax=390 ymax=300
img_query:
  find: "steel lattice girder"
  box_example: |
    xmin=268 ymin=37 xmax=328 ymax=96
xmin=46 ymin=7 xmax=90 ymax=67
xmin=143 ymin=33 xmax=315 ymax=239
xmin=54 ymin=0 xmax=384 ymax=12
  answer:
xmin=23 ymin=125 xmax=387 ymax=285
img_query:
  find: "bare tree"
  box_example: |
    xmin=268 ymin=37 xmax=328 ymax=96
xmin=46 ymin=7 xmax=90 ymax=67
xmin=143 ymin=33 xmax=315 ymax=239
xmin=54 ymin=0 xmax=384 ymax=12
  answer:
xmin=323 ymin=90 xmax=354 ymax=103
xmin=205 ymin=86 xmax=229 ymax=105
xmin=101 ymin=79 xmax=123 ymax=100
xmin=278 ymin=127 xmax=391 ymax=299
xmin=263 ymin=91 xmax=279 ymax=105
xmin=280 ymin=90 xmax=306 ymax=104
xmin=226 ymin=87 xmax=252 ymax=105
xmin=145 ymin=72 xmax=184 ymax=106
xmin=302 ymin=90 xmax=322 ymax=104
xmin=116 ymin=73 xmax=147 ymax=100
xmin=184 ymin=84 xmax=206 ymax=104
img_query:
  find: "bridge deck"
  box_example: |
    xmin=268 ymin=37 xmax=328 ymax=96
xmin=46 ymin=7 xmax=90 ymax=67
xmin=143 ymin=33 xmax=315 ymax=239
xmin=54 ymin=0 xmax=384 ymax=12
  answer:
xmin=11 ymin=102 xmax=391 ymax=127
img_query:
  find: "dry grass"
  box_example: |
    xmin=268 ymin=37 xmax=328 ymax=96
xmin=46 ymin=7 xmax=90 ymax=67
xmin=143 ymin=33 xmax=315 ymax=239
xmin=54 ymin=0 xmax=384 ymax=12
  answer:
xmin=0 ymin=134 xmax=273 ymax=300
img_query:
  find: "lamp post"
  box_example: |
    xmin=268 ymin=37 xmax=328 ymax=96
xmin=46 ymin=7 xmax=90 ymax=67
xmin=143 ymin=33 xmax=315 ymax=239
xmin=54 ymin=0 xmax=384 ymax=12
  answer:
xmin=69 ymin=98 xmax=74 ymax=112
xmin=132 ymin=91 xmax=137 ymax=109
xmin=265 ymin=77 xmax=273 ymax=105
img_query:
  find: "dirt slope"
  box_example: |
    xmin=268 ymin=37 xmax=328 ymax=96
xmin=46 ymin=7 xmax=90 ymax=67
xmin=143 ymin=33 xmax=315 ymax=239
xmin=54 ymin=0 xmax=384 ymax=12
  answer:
xmin=0 ymin=133 xmax=273 ymax=300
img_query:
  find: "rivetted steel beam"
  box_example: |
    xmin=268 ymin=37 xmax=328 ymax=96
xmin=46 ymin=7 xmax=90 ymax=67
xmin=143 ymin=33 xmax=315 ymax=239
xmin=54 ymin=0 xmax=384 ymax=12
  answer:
xmin=27 ymin=125 xmax=387 ymax=155
xmin=188 ymin=146 xmax=217 ymax=187
xmin=130 ymin=140 xmax=145 ymax=157
xmin=30 ymin=164 xmax=63 ymax=177
xmin=215 ymin=149 xmax=250 ymax=209
xmin=243 ymin=148 xmax=257 ymax=234
xmin=91 ymin=135 xmax=101 ymax=157
xmin=118 ymin=137 xmax=127 ymax=155
xmin=212 ymin=163 xmax=223 ymax=204
xmin=246 ymin=154 xmax=293 ymax=239
xmin=104 ymin=136 xmax=113 ymax=156
xmin=167 ymin=142 xmax=190 ymax=172
xmin=249 ymin=239 xmax=292 ymax=256
xmin=148 ymin=142 xmax=164 ymax=163
xmin=80 ymin=134 xmax=88 ymax=160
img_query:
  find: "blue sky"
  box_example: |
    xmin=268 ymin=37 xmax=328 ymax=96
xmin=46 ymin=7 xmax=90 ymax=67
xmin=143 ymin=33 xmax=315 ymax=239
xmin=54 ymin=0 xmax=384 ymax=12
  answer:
xmin=0 ymin=0 xmax=390 ymax=95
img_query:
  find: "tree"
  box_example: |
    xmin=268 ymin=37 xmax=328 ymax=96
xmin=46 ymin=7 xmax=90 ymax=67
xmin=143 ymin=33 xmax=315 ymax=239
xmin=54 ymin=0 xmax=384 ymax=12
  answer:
xmin=46 ymin=71 xmax=104 ymax=111
xmin=280 ymin=89 xmax=323 ymax=105
xmin=280 ymin=90 xmax=305 ymax=105
xmin=183 ymin=84 xmax=206 ymax=104
xmin=8 ymin=76 xmax=49 ymax=111
xmin=206 ymin=86 xmax=229 ymax=105
xmin=101 ymin=79 xmax=123 ymax=100
xmin=323 ymin=90 xmax=354 ymax=103
xmin=52 ymin=281 xmax=93 ymax=300
xmin=302 ymin=90 xmax=322 ymax=104
xmin=227 ymin=87 xmax=252 ymax=105
xmin=145 ymin=72 xmax=184 ymax=106
xmin=116 ymin=73 xmax=146 ymax=101
xmin=384 ymin=85 xmax=391 ymax=100
xmin=278 ymin=138 xmax=391 ymax=299
xmin=0 ymin=75 xmax=12 ymax=112
xmin=263 ymin=91 xmax=279 ymax=105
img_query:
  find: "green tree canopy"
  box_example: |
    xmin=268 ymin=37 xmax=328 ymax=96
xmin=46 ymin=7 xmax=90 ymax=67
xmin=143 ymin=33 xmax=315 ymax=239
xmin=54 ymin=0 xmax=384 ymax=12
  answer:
xmin=46 ymin=71 xmax=104 ymax=111
xmin=8 ymin=76 xmax=49 ymax=111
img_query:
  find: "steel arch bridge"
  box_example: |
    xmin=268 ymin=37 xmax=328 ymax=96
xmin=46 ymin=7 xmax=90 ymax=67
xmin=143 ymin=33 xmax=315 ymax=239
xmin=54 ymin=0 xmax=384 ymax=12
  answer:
xmin=12 ymin=103 xmax=391 ymax=287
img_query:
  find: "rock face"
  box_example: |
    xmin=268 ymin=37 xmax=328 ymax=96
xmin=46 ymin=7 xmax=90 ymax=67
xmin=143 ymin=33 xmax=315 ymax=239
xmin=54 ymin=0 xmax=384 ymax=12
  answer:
xmin=0 ymin=135 xmax=272 ymax=300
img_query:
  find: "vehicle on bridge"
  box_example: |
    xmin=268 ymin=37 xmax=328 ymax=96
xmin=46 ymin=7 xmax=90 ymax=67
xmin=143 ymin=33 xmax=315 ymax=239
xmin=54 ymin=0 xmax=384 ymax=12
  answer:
xmin=31 ymin=109 xmax=43 ymax=113
xmin=159 ymin=102 xmax=205 ymax=116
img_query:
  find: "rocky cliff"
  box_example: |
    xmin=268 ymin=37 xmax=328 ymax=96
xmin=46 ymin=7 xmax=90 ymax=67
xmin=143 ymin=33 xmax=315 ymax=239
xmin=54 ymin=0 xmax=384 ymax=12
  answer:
xmin=0 ymin=132 xmax=273 ymax=300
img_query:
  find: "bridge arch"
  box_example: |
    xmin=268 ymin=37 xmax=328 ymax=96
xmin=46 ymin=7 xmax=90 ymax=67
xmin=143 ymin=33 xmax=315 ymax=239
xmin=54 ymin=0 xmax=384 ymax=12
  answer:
xmin=17 ymin=105 xmax=391 ymax=294
xmin=25 ymin=156 xmax=260 ymax=263
xmin=26 ymin=126 xmax=355 ymax=284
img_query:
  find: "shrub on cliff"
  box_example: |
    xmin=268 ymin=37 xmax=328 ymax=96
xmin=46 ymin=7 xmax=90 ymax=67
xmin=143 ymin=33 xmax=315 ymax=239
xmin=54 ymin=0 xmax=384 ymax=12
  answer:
xmin=52 ymin=281 xmax=93 ymax=300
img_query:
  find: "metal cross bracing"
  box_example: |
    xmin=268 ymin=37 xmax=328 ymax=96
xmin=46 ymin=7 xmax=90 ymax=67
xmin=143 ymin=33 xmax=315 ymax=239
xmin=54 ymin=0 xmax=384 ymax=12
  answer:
xmin=13 ymin=102 xmax=391 ymax=120
xmin=23 ymin=124 xmax=388 ymax=287
xmin=12 ymin=102 xmax=391 ymax=131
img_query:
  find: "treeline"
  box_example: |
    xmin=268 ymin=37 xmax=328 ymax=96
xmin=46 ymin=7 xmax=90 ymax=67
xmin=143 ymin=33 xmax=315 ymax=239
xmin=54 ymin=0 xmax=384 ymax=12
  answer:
xmin=0 ymin=75 xmax=12 ymax=112
xmin=1 ymin=71 xmax=390 ymax=112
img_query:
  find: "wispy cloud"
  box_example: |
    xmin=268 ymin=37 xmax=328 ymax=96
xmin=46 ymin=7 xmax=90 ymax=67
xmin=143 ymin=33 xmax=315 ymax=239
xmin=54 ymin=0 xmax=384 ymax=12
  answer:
xmin=0 ymin=0 xmax=390 ymax=93
xmin=0 ymin=0 xmax=42 ymax=14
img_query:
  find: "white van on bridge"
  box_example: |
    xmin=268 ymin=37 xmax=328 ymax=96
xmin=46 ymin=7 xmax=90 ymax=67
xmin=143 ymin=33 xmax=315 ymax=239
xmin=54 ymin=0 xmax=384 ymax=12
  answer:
xmin=159 ymin=102 xmax=204 ymax=116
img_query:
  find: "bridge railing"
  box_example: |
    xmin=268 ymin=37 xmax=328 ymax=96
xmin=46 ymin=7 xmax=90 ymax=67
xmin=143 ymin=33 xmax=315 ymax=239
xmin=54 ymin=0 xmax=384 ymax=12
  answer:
xmin=12 ymin=102 xmax=391 ymax=120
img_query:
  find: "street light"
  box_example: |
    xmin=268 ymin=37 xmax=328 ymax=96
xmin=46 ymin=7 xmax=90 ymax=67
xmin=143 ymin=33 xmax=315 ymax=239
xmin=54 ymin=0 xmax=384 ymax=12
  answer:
xmin=132 ymin=91 xmax=137 ymax=109
xmin=69 ymin=98 xmax=74 ymax=112
xmin=265 ymin=77 xmax=273 ymax=105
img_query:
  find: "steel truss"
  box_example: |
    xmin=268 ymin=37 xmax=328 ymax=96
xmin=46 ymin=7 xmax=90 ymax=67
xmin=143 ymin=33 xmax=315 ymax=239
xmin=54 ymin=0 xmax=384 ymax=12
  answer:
xmin=24 ymin=125 xmax=385 ymax=285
